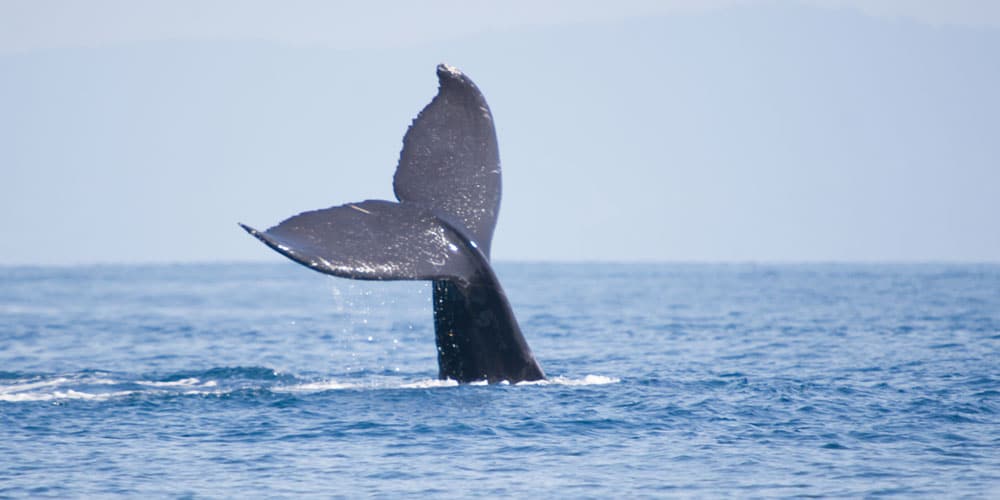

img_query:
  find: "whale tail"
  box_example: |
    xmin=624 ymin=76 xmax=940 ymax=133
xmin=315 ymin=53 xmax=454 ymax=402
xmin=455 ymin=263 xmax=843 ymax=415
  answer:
xmin=241 ymin=64 xmax=544 ymax=384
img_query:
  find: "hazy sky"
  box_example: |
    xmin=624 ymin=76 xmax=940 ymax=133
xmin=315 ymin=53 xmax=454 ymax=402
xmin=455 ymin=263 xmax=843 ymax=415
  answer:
xmin=2 ymin=1 xmax=998 ymax=264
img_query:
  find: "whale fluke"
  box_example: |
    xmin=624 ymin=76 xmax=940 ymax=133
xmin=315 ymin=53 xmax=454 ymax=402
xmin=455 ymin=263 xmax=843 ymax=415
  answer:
xmin=242 ymin=64 xmax=544 ymax=384
xmin=239 ymin=200 xmax=477 ymax=282
xmin=394 ymin=64 xmax=502 ymax=258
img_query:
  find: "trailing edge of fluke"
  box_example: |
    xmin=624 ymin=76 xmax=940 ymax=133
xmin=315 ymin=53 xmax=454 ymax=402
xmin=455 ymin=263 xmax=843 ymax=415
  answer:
xmin=241 ymin=64 xmax=545 ymax=384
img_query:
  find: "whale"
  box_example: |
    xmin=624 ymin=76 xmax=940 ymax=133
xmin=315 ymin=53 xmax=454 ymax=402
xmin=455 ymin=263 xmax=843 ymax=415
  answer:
xmin=240 ymin=64 xmax=545 ymax=384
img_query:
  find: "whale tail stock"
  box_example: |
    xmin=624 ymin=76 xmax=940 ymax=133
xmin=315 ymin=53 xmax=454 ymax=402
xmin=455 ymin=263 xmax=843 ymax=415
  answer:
xmin=241 ymin=64 xmax=544 ymax=384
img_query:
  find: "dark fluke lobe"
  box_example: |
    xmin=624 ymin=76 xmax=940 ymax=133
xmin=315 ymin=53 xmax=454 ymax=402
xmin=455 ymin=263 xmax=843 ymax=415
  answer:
xmin=241 ymin=64 xmax=544 ymax=384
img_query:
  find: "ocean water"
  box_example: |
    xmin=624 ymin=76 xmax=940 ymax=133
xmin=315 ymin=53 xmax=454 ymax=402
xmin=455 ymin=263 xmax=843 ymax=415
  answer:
xmin=1 ymin=262 xmax=997 ymax=497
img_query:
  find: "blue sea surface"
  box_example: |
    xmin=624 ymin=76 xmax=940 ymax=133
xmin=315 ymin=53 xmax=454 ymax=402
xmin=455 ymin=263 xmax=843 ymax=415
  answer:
xmin=1 ymin=263 xmax=998 ymax=497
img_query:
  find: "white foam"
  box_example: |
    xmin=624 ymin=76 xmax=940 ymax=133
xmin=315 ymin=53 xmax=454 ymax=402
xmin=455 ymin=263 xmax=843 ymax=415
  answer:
xmin=274 ymin=380 xmax=359 ymax=392
xmin=2 ymin=376 xmax=122 ymax=391
xmin=274 ymin=378 xmax=464 ymax=392
xmin=0 ymin=373 xmax=620 ymax=402
xmin=400 ymin=378 xmax=460 ymax=389
xmin=516 ymin=375 xmax=620 ymax=386
xmin=0 ymin=375 xmax=225 ymax=403
xmin=273 ymin=375 xmax=617 ymax=392
xmin=0 ymin=389 xmax=135 ymax=402
xmin=137 ymin=378 xmax=216 ymax=388
xmin=0 ymin=377 xmax=72 ymax=394
xmin=181 ymin=389 xmax=229 ymax=396
xmin=83 ymin=378 xmax=119 ymax=385
xmin=276 ymin=378 xmax=464 ymax=392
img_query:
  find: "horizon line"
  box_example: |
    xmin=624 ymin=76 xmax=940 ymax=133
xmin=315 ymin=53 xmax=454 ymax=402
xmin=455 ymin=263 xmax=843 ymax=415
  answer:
xmin=2 ymin=258 xmax=999 ymax=269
